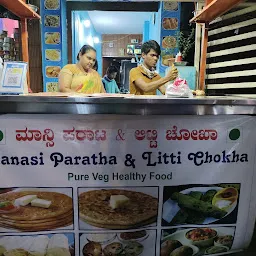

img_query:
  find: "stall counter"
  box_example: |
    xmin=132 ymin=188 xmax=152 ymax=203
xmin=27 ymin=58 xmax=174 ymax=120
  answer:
xmin=0 ymin=94 xmax=256 ymax=115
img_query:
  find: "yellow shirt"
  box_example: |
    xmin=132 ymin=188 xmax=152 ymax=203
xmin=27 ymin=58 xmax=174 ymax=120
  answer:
xmin=59 ymin=64 xmax=105 ymax=93
xmin=129 ymin=66 xmax=161 ymax=95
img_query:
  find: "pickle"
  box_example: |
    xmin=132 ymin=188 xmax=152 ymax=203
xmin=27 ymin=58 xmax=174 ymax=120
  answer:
xmin=171 ymin=192 xmax=227 ymax=218
xmin=201 ymin=190 xmax=217 ymax=203
xmin=218 ymin=184 xmax=240 ymax=191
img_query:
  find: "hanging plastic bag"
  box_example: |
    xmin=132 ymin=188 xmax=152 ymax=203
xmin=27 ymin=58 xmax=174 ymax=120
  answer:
xmin=166 ymin=77 xmax=193 ymax=98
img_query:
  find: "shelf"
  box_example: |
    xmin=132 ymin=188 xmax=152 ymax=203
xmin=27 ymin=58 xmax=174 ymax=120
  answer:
xmin=190 ymin=0 xmax=245 ymax=23
xmin=1 ymin=0 xmax=41 ymax=19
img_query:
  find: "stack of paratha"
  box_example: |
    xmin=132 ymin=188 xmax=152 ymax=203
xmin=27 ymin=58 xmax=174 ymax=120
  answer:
xmin=79 ymin=189 xmax=158 ymax=229
xmin=0 ymin=191 xmax=73 ymax=231
xmin=0 ymin=234 xmax=72 ymax=256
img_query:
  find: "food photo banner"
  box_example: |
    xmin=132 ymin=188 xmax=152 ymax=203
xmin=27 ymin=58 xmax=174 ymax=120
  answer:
xmin=160 ymin=1 xmax=181 ymax=74
xmin=40 ymin=0 xmax=64 ymax=92
xmin=0 ymin=114 xmax=256 ymax=256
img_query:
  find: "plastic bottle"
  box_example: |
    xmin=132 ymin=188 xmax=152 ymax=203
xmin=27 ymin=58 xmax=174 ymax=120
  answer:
xmin=175 ymin=51 xmax=182 ymax=62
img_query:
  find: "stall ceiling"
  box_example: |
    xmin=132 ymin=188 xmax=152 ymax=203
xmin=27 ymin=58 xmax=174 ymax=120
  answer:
xmin=87 ymin=11 xmax=152 ymax=34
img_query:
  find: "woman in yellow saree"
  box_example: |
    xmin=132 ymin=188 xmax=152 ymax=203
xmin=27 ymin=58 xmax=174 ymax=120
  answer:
xmin=58 ymin=45 xmax=105 ymax=93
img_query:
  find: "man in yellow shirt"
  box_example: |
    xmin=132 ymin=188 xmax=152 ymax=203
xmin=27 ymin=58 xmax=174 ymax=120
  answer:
xmin=129 ymin=40 xmax=178 ymax=95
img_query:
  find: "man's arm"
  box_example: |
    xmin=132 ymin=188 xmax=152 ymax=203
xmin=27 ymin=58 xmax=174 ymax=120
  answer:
xmin=132 ymin=66 xmax=178 ymax=93
xmin=134 ymin=77 xmax=169 ymax=93
xmin=114 ymin=81 xmax=120 ymax=93
xmin=158 ymin=84 xmax=166 ymax=95
xmin=115 ymin=86 xmax=120 ymax=93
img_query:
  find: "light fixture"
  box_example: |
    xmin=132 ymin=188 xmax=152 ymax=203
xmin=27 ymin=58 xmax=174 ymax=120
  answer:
xmin=83 ymin=20 xmax=91 ymax=28
xmin=93 ymin=37 xmax=100 ymax=44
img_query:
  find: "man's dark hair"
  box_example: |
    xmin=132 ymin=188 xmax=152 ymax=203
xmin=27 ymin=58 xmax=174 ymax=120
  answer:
xmin=141 ymin=40 xmax=161 ymax=56
xmin=107 ymin=65 xmax=118 ymax=74
xmin=93 ymin=59 xmax=98 ymax=71
xmin=77 ymin=44 xmax=96 ymax=61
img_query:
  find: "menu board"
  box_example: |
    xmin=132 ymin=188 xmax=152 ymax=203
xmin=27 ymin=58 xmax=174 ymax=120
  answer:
xmin=40 ymin=0 xmax=63 ymax=92
xmin=0 ymin=114 xmax=256 ymax=256
xmin=160 ymin=1 xmax=181 ymax=75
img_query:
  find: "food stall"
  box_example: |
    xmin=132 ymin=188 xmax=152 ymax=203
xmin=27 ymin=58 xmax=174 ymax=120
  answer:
xmin=0 ymin=1 xmax=255 ymax=256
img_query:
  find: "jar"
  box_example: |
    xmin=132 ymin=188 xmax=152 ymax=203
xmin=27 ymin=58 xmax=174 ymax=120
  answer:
xmin=3 ymin=43 xmax=10 ymax=51
xmin=4 ymin=37 xmax=13 ymax=43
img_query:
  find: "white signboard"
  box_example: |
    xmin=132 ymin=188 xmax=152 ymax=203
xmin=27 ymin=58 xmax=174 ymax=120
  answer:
xmin=0 ymin=114 xmax=255 ymax=256
xmin=0 ymin=62 xmax=27 ymax=94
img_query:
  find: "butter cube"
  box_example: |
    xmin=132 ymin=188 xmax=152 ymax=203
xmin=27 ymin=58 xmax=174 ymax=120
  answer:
xmin=14 ymin=195 xmax=37 ymax=206
xmin=31 ymin=199 xmax=51 ymax=209
xmin=109 ymin=195 xmax=130 ymax=209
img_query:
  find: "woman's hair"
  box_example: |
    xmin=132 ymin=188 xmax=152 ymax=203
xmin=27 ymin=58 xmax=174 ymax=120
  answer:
xmin=77 ymin=45 xmax=96 ymax=61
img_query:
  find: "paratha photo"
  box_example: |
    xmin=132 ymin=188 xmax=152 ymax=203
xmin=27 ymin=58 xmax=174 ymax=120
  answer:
xmin=46 ymin=66 xmax=61 ymax=78
xmin=161 ymin=54 xmax=175 ymax=67
xmin=46 ymin=82 xmax=59 ymax=92
xmin=162 ymin=36 xmax=177 ymax=49
xmin=45 ymin=33 xmax=60 ymax=45
xmin=45 ymin=49 xmax=61 ymax=61
xmin=0 ymin=188 xmax=73 ymax=231
xmin=0 ymin=233 xmax=74 ymax=256
xmin=79 ymin=188 xmax=158 ymax=230
xmin=163 ymin=2 xmax=178 ymax=11
xmin=44 ymin=15 xmax=60 ymax=27
xmin=162 ymin=18 xmax=178 ymax=30
xmin=45 ymin=0 xmax=60 ymax=10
